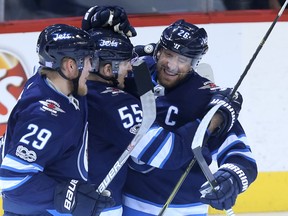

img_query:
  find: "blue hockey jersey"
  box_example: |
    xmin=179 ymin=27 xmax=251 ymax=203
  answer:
xmin=122 ymin=56 xmax=258 ymax=216
xmin=86 ymin=80 xmax=141 ymax=215
xmin=0 ymin=73 xmax=88 ymax=215
xmin=86 ymin=79 xmax=209 ymax=216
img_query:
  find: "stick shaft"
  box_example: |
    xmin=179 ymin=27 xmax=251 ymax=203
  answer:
xmin=96 ymin=60 xmax=156 ymax=193
xmin=231 ymin=0 xmax=288 ymax=96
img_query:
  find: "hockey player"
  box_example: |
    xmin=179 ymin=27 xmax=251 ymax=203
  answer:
xmin=0 ymin=24 xmax=114 ymax=216
xmin=82 ymin=9 xmax=243 ymax=215
xmin=82 ymin=8 xmax=204 ymax=216
xmin=121 ymin=20 xmax=258 ymax=215
xmin=84 ymin=27 xmax=220 ymax=216
xmin=84 ymin=27 xmax=135 ymax=216
xmin=82 ymin=5 xmax=255 ymax=215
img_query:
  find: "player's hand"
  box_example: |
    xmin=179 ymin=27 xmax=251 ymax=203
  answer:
xmin=82 ymin=5 xmax=137 ymax=37
xmin=199 ymin=163 xmax=247 ymax=210
xmin=54 ymin=179 xmax=115 ymax=216
xmin=199 ymin=170 xmax=239 ymax=210
xmin=207 ymin=88 xmax=243 ymax=135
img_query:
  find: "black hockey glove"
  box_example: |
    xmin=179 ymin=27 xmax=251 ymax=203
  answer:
xmin=199 ymin=163 xmax=248 ymax=210
xmin=82 ymin=5 xmax=137 ymax=37
xmin=207 ymin=88 xmax=243 ymax=136
xmin=54 ymin=179 xmax=115 ymax=216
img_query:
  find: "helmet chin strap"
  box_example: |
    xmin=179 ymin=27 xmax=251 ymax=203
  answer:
xmin=96 ymin=72 xmax=119 ymax=87
xmin=72 ymin=75 xmax=80 ymax=95
xmin=57 ymin=68 xmax=81 ymax=96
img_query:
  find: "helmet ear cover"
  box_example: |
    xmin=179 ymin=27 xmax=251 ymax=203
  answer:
xmin=154 ymin=19 xmax=208 ymax=68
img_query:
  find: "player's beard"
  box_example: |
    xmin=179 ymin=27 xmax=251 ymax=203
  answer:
xmin=157 ymin=65 xmax=189 ymax=89
xmin=77 ymin=64 xmax=89 ymax=96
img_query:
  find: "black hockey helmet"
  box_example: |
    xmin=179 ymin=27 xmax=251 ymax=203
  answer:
xmin=89 ymin=28 xmax=134 ymax=62
xmin=154 ymin=19 xmax=208 ymax=68
xmin=36 ymin=24 xmax=96 ymax=72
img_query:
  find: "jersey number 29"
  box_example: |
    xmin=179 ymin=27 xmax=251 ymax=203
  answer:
xmin=19 ymin=123 xmax=52 ymax=150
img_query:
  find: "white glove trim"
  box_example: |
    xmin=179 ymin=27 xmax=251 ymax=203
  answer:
xmin=220 ymin=163 xmax=249 ymax=192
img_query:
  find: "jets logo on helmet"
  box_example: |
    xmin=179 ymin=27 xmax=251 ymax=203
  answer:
xmin=53 ymin=33 xmax=73 ymax=41
xmin=90 ymin=28 xmax=134 ymax=61
xmin=99 ymin=39 xmax=119 ymax=48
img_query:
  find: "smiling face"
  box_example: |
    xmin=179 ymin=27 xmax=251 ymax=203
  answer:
xmin=156 ymin=48 xmax=192 ymax=88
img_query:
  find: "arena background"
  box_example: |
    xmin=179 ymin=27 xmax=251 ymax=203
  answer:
xmin=0 ymin=10 xmax=288 ymax=215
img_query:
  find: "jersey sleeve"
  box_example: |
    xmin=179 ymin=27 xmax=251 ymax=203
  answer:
xmin=0 ymin=112 xmax=70 ymax=213
xmin=209 ymin=121 xmax=258 ymax=187
xmin=129 ymin=120 xmax=204 ymax=170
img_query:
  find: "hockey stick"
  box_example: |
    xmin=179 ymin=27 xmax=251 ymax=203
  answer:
xmin=96 ymin=59 xmax=156 ymax=194
xmin=193 ymin=3 xmax=288 ymax=211
xmin=231 ymin=0 xmax=288 ymax=96
xmin=191 ymin=103 xmax=235 ymax=216
xmin=157 ymin=63 xmax=215 ymax=216
xmin=156 ymin=105 xmax=221 ymax=216
xmin=158 ymin=1 xmax=288 ymax=214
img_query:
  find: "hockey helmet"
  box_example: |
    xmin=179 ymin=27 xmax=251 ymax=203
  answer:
xmin=36 ymin=24 xmax=96 ymax=71
xmin=155 ymin=19 xmax=208 ymax=68
xmin=89 ymin=28 xmax=134 ymax=62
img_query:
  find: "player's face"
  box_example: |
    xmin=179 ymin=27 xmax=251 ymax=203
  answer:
xmin=77 ymin=56 xmax=92 ymax=96
xmin=117 ymin=59 xmax=132 ymax=89
xmin=156 ymin=48 xmax=192 ymax=88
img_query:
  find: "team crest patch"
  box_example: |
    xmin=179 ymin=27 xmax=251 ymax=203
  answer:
xmin=199 ymin=81 xmax=219 ymax=90
xmin=101 ymin=87 xmax=126 ymax=95
xmin=39 ymin=99 xmax=65 ymax=116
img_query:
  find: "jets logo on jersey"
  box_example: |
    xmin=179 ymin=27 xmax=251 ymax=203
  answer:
xmin=101 ymin=87 xmax=126 ymax=96
xmin=199 ymin=81 xmax=218 ymax=90
xmin=39 ymin=99 xmax=65 ymax=116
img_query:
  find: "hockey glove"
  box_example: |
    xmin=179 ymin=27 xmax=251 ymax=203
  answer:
xmin=82 ymin=5 xmax=137 ymax=37
xmin=199 ymin=163 xmax=248 ymax=210
xmin=207 ymin=88 xmax=243 ymax=136
xmin=54 ymin=179 xmax=115 ymax=216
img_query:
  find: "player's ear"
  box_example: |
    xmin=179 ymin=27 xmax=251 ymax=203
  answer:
xmin=102 ymin=63 xmax=112 ymax=76
xmin=61 ymin=58 xmax=76 ymax=77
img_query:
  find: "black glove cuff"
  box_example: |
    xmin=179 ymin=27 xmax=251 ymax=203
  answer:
xmin=219 ymin=163 xmax=249 ymax=193
xmin=54 ymin=179 xmax=79 ymax=213
xmin=54 ymin=179 xmax=114 ymax=216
